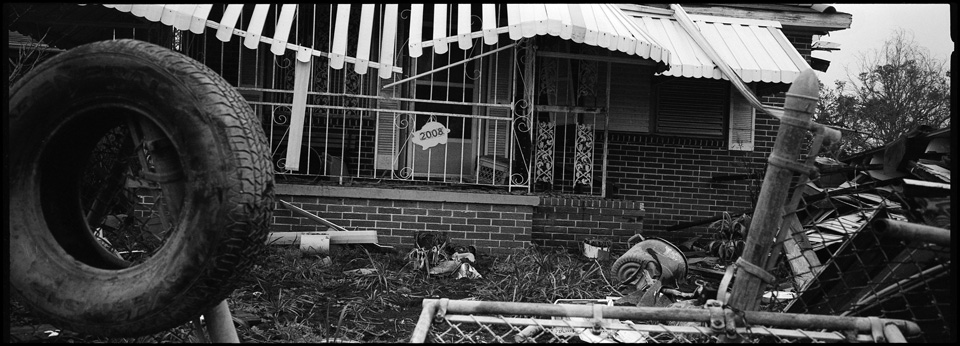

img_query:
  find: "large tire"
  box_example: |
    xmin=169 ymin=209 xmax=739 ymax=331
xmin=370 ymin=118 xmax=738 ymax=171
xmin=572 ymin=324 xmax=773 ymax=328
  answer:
xmin=9 ymin=39 xmax=275 ymax=337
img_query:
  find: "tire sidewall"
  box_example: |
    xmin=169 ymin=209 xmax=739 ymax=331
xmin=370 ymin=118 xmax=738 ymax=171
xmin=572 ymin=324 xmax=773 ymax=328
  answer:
xmin=10 ymin=42 xmax=242 ymax=332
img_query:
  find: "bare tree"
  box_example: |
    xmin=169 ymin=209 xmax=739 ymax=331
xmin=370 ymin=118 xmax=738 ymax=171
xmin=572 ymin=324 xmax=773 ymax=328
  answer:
xmin=8 ymin=31 xmax=61 ymax=86
xmin=816 ymin=29 xmax=950 ymax=157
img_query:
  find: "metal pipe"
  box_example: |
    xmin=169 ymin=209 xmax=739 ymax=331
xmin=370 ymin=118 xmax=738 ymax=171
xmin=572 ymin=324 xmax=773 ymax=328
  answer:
xmin=205 ymin=300 xmax=240 ymax=343
xmin=872 ymin=219 xmax=951 ymax=246
xmin=884 ymin=322 xmax=908 ymax=343
xmin=382 ymin=43 xmax=517 ymax=89
xmin=727 ymin=69 xmax=820 ymax=312
xmin=410 ymin=299 xmax=439 ymax=343
xmin=446 ymin=314 xmax=877 ymax=342
xmin=418 ymin=299 xmax=921 ymax=336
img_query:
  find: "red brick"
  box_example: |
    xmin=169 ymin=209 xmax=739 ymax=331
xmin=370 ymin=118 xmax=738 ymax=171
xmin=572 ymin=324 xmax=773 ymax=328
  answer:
xmin=367 ymin=199 xmax=394 ymax=207
xmin=367 ymin=214 xmax=392 ymax=221
xmin=378 ymin=207 xmax=402 ymax=214
xmin=491 ymin=233 xmax=515 ymax=241
xmin=468 ymin=204 xmax=492 ymax=211
xmin=404 ymin=208 xmax=426 ymax=216
xmin=393 ymin=215 xmax=417 ymax=222
xmin=353 ymin=206 xmax=379 ymax=214
xmin=465 ymin=232 xmax=491 ymax=240
xmin=349 ymin=220 xmax=377 ymax=228
xmin=328 ymin=205 xmax=353 ymax=213
xmin=288 ymin=196 xmax=320 ymax=204
xmin=417 ymin=216 xmax=442 ymax=223
xmin=424 ymin=223 xmax=451 ymax=231
xmin=467 ymin=218 xmax=491 ymax=226
xmin=273 ymin=216 xmax=301 ymax=225
xmin=400 ymin=222 xmax=426 ymax=230
xmin=452 ymin=211 xmax=476 ymax=218
xmin=475 ymin=225 xmax=500 ymax=233
xmin=451 ymin=224 xmax=475 ymax=232
xmin=342 ymin=213 xmax=366 ymax=220
xmin=476 ymin=211 xmax=502 ymax=219
xmin=427 ymin=209 xmax=453 ymax=217
xmin=376 ymin=221 xmax=401 ymax=229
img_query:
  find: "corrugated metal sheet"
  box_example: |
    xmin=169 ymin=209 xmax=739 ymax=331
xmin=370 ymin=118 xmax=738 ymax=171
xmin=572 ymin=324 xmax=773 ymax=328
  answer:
xmin=101 ymin=4 xmax=403 ymax=77
xmin=621 ymin=8 xmax=809 ymax=83
xmin=409 ymin=4 xmax=672 ymax=66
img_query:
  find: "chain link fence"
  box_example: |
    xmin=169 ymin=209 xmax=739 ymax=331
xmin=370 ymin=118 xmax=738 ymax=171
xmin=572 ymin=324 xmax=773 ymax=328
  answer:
xmin=410 ymin=298 xmax=919 ymax=343
xmin=771 ymin=163 xmax=952 ymax=343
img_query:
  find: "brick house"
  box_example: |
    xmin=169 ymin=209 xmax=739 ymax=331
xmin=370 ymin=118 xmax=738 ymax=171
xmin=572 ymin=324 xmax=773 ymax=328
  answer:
xmin=8 ymin=4 xmax=852 ymax=253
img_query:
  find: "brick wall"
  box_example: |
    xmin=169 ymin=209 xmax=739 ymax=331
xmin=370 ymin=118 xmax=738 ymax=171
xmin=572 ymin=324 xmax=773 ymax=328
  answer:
xmin=599 ymin=113 xmax=780 ymax=244
xmin=532 ymin=197 xmax=645 ymax=252
xmin=271 ymin=185 xmax=536 ymax=254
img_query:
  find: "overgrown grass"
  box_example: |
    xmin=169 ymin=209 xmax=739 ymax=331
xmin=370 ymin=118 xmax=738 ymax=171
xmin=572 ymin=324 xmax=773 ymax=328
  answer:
xmin=8 ymin=245 xmax=623 ymax=343
xmin=474 ymin=246 xmax=621 ymax=303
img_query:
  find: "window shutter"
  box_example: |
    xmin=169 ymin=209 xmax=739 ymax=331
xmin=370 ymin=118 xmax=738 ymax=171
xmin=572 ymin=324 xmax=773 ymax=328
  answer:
xmin=375 ymin=85 xmax=401 ymax=170
xmin=484 ymin=47 xmax=514 ymax=157
xmin=728 ymin=87 xmax=756 ymax=151
xmin=655 ymin=78 xmax=725 ymax=137
xmin=605 ymin=63 xmax=650 ymax=132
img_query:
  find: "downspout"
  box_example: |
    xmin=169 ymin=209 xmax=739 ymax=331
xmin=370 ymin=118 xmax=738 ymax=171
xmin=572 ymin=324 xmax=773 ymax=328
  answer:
xmin=671 ymin=3 xmax=847 ymax=138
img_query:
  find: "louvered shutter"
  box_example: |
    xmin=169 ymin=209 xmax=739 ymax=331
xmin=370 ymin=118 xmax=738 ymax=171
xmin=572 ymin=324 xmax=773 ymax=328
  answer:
xmin=375 ymin=86 xmax=402 ymax=170
xmin=484 ymin=47 xmax=514 ymax=157
xmin=654 ymin=78 xmax=725 ymax=137
xmin=605 ymin=63 xmax=651 ymax=132
xmin=728 ymin=87 xmax=756 ymax=151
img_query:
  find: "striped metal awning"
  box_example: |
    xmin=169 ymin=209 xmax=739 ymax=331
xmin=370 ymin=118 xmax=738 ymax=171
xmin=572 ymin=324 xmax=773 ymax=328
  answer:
xmin=408 ymin=4 xmax=672 ymax=65
xmin=101 ymin=4 xmax=403 ymax=78
xmin=621 ymin=6 xmax=810 ymax=83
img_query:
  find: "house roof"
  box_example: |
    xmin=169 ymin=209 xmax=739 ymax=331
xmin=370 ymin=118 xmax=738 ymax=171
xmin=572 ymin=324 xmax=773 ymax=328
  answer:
xmin=620 ymin=5 xmax=810 ymax=83
xmin=409 ymin=4 xmax=673 ymax=66
xmin=99 ymin=4 xmax=676 ymax=79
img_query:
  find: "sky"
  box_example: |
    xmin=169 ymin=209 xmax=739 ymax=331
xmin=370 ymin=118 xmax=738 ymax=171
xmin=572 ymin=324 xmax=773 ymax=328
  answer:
xmin=811 ymin=3 xmax=953 ymax=85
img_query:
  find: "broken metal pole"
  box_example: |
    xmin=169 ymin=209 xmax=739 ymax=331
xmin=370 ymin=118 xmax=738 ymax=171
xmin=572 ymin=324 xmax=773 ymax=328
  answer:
xmin=204 ymin=300 xmax=240 ymax=343
xmin=411 ymin=299 xmax=440 ymax=343
xmin=727 ymin=69 xmax=820 ymax=312
xmin=872 ymin=219 xmax=951 ymax=246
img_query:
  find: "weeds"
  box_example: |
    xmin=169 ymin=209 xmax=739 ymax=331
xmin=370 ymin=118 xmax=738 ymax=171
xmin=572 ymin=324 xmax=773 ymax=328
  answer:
xmin=475 ymin=247 xmax=619 ymax=303
xmin=9 ymin=245 xmax=626 ymax=343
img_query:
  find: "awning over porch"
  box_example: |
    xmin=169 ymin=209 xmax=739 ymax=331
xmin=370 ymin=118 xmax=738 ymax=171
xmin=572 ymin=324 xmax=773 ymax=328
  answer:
xmin=620 ymin=5 xmax=810 ymax=83
xmin=408 ymin=4 xmax=672 ymax=66
xmin=100 ymin=4 xmax=404 ymax=78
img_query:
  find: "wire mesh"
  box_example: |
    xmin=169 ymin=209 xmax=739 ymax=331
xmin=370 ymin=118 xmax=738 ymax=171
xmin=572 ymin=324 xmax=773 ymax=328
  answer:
xmin=414 ymin=300 xmax=898 ymax=344
xmin=764 ymin=163 xmax=952 ymax=343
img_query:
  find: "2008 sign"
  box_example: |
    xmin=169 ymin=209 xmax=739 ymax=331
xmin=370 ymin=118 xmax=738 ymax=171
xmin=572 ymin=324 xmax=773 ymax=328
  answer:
xmin=412 ymin=121 xmax=450 ymax=150
xmin=419 ymin=128 xmax=446 ymax=140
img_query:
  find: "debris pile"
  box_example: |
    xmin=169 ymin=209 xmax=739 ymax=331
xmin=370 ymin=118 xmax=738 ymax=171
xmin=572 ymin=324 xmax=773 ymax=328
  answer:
xmin=408 ymin=231 xmax=482 ymax=279
xmin=784 ymin=126 xmax=951 ymax=342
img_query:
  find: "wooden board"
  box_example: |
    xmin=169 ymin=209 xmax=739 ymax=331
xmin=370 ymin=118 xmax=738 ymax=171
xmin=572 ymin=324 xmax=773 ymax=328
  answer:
xmin=267 ymin=231 xmax=378 ymax=246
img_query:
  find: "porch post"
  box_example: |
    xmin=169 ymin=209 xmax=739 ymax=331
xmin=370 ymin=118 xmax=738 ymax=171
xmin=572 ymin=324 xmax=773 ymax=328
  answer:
xmin=522 ymin=38 xmax=537 ymax=193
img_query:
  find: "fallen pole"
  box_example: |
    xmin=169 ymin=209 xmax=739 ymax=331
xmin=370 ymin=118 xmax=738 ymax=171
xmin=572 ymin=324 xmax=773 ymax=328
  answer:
xmin=872 ymin=219 xmax=950 ymax=246
xmin=664 ymin=209 xmax=753 ymax=231
xmin=205 ymin=300 xmax=239 ymax=343
xmin=726 ymin=69 xmax=821 ymax=312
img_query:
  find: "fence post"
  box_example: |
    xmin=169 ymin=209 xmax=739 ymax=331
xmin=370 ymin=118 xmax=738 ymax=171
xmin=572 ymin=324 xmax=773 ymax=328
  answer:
xmin=726 ymin=69 xmax=820 ymax=312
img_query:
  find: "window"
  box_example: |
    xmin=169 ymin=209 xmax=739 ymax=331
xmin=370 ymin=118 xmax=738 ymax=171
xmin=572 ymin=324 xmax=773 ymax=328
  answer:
xmin=653 ymin=76 xmax=728 ymax=138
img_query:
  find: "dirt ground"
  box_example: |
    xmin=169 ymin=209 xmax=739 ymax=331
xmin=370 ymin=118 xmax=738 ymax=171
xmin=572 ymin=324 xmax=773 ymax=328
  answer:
xmin=8 ymin=244 xmax=631 ymax=343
